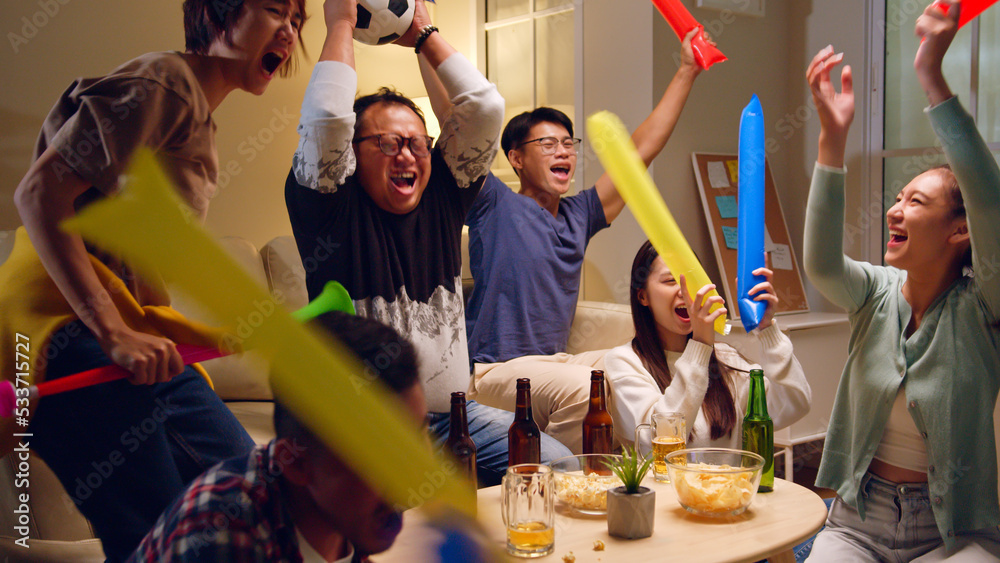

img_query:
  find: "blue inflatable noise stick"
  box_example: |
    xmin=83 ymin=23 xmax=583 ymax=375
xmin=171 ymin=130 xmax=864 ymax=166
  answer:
xmin=737 ymin=94 xmax=767 ymax=332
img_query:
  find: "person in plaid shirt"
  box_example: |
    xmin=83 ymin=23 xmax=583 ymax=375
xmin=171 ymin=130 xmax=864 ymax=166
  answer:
xmin=128 ymin=312 xmax=426 ymax=562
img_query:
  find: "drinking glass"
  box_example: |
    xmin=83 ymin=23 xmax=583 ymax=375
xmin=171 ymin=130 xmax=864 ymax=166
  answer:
xmin=500 ymin=463 xmax=555 ymax=558
xmin=635 ymin=411 xmax=686 ymax=483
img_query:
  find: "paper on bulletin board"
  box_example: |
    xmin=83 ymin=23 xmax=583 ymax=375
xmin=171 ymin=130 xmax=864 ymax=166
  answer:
xmin=721 ymin=226 xmax=738 ymax=250
xmin=726 ymin=160 xmax=739 ymax=184
xmin=708 ymin=161 xmax=730 ymax=188
xmin=691 ymin=152 xmax=810 ymax=319
xmin=715 ymin=195 xmax=738 ymax=218
xmin=764 ymin=228 xmax=776 ymax=252
xmin=770 ymin=244 xmax=793 ymax=270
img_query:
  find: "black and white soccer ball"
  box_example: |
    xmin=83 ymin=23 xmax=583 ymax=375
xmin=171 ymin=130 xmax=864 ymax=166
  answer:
xmin=354 ymin=0 xmax=415 ymax=46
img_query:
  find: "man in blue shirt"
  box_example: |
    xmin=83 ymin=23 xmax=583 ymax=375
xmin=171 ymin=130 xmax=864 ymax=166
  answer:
xmin=464 ymin=30 xmax=709 ymax=452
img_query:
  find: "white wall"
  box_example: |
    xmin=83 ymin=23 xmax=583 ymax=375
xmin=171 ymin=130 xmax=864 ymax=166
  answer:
xmin=580 ymin=0 xmax=872 ymax=313
xmin=0 ymin=0 xmax=471 ymax=248
xmin=0 ymin=0 xmax=873 ymax=310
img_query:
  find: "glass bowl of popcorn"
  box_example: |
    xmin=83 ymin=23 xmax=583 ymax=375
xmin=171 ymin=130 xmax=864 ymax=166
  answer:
xmin=548 ymin=454 xmax=623 ymax=515
xmin=665 ymin=448 xmax=764 ymax=518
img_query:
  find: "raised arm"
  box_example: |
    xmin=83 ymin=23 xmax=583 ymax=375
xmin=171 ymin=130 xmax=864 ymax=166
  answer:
xmin=916 ymin=0 xmax=1000 ymax=318
xmin=401 ymin=2 xmax=503 ymax=188
xmin=802 ymin=47 xmax=873 ymax=311
xmin=412 ymin=7 xmax=455 ymax=127
xmin=291 ymin=0 xmax=360 ymax=192
xmin=594 ymin=27 xmax=704 ymax=224
xmin=418 ymin=54 xmax=452 ymax=125
xmin=14 ymin=150 xmax=184 ymax=385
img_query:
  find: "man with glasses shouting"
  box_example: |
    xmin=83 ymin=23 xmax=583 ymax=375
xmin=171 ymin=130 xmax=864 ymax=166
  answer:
xmin=465 ymin=29 xmax=710 ymax=453
xmin=284 ymin=0 xmax=572 ymax=486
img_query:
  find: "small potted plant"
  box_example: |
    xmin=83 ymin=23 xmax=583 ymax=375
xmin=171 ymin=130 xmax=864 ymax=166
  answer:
xmin=605 ymin=446 xmax=656 ymax=539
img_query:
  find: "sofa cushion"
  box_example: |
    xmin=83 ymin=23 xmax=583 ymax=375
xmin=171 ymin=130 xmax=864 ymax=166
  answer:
xmin=566 ymin=300 xmax=634 ymax=354
xmin=225 ymin=401 xmax=275 ymax=446
xmin=171 ymin=236 xmax=274 ymax=402
xmin=261 ymin=236 xmax=309 ymax=312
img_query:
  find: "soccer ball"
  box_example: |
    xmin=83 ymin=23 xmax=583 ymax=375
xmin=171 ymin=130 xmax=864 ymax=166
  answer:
xmin=354 ymin=0 xmax=415 ymax=46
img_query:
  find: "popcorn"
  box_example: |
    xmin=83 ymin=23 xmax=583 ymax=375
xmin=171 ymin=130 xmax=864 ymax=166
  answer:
xmin=553 ymin=471 xmax=622 ymax=512
xmin=672 ymin=462 xmax=756 ymax=515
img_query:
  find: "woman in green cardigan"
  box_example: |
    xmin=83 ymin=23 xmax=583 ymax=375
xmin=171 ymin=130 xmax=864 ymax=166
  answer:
xmin=803 ymin=0 xmax=1000 ymax=560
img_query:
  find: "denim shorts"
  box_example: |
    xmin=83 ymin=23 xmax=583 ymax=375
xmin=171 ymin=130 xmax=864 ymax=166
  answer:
xmin=806 ymin=472 xmax=1000 ymax=562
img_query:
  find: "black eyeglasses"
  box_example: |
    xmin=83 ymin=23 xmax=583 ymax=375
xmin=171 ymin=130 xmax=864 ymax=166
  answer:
xmin=518 ymin=136 xmax=582 ymax=155
xmin=353 ymin=134 xmax=434 ymax=157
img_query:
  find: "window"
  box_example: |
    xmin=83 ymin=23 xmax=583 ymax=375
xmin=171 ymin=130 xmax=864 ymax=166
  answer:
xmin=483 ymin=0 xmax=577 ymax=188
xmin=876 ymin=1 xmax=1000 ymax=258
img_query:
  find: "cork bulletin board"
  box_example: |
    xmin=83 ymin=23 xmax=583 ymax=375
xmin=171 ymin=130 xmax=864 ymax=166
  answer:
xmin=690 ymin=153 xmax=808 ymax=318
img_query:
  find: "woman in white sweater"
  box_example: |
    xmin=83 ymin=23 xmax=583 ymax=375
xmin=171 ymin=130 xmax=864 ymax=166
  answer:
xmin=605 ymin=240 xmax=812 ymax=450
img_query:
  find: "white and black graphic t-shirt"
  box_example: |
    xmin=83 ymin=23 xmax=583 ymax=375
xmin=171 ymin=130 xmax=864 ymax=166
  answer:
xmin=284 ymin=55 xmax=502 ymax=413
xmin=285 ymin=151 xmax=481 ymax=413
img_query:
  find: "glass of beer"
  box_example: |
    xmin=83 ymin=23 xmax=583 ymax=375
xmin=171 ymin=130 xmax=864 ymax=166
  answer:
xmin=635 ymin=412 xmax=686 ymax=483
xmin=501 ymin=463 xmax=555 ymax=558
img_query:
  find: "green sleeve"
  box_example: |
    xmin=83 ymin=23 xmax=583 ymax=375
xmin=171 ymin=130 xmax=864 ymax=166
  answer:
xmin=803 ymin=164 xmax=878 ymax=312
xmin=928 ymin=97 xmax=1000 ymax=321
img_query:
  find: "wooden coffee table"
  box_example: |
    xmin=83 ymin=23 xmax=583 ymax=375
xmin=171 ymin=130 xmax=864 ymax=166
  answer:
xmin=375 ymin=477 xmax=829 ymax=562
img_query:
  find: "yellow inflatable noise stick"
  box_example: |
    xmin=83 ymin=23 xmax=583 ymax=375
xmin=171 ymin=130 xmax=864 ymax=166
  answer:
xmin=62 ymin=150 xmax=476 ymax=520
xmin=587 ymin=111 xmax=729 ymax=335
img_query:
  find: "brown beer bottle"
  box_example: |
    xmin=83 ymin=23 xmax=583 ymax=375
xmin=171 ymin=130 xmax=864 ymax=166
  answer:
xmin=582 ymin=370 xmax=614 ymax=454
xmin=446 ymin=392 xmax=478 ymax=486
xmin=508 ymin=378 xmax=541 ymax=466
xmin=582 ymin=370 xmax=614 ymax=474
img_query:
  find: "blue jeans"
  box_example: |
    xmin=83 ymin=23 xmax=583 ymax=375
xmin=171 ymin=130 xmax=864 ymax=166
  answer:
xmin=28 ymin=324 xmax=255 ymax=562
xmin=428 ymin=400 xmax=572 ymax=487
xmin=806 ymin=472 xmax=1000 ymax=562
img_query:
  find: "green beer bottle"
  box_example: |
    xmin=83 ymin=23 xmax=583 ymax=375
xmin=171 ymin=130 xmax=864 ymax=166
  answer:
xmin=741 ymin=368 xmax=774 ymax=492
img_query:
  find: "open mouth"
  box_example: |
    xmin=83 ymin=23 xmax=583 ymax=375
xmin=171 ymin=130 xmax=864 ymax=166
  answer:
xmin=390 ymin=172 xmax=416 ymax=190
xmin=261 ymin=52 xmax=284 ymax=76
xmin=551 ymin=164 xmax=571 ymax=181
xmin=888 ymin=229 xmax=908 ymax=247
xmin=675 ymin=306 xmax=690 ymax=322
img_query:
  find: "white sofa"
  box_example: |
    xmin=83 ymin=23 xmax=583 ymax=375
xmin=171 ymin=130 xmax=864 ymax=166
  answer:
xmin=0 ymin=229 xmax=634 ymax=561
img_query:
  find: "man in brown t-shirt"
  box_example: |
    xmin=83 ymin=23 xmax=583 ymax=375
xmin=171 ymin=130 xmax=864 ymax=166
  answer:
xmin=3 ymin=1 xmax=307 ymax=560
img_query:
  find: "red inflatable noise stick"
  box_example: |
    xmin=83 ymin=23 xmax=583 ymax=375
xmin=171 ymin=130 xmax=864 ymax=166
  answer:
xmin=0 ymin=281 xmax=357 ymax=419
xmin=932 ymin=0 xmax=998 ymax=27
xmin=0 ymin=343 xmax=227 ymax=418
xmin=651 ymin=0 xmax=728 ymax=70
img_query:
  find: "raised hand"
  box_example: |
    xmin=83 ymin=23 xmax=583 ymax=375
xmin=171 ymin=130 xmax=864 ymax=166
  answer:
xmin=680 ymin=28 xmax=710 ymax=77
xmin=806 ymin=45 xmax=854 ymax=168
xmin=748 ymin=259 xmax=779 ymax=330
xmin=324 ymin=0 xmax=357 ymax=30
xmin=320 ymin=0 xmax=358 ymax=63
xmin=396 ymin=0 xmax=432 ymax=48
xmin=914 ymin=0 xmax=959 ymax=105
xmin=679 ymin=274 xmax=727 ymax=348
